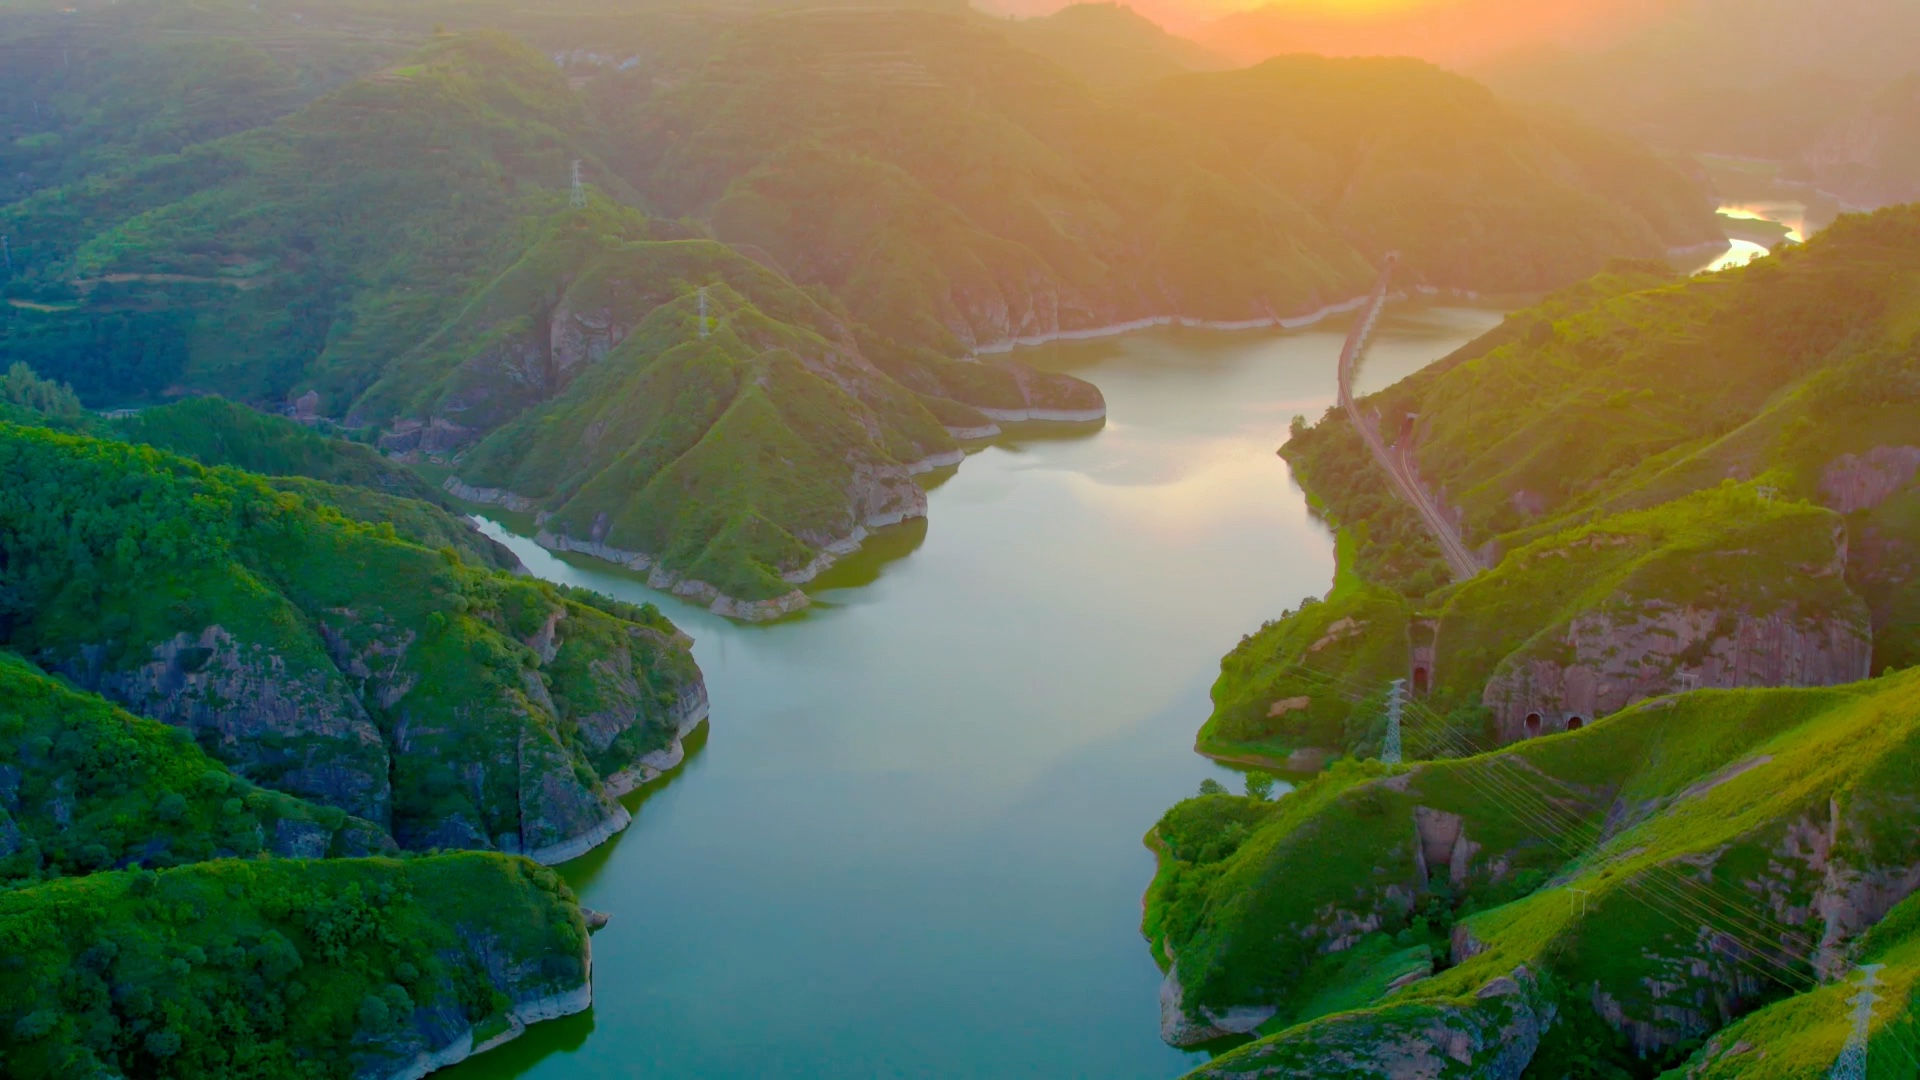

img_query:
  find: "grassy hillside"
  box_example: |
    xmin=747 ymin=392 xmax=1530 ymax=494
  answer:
xmin=0 ymin=31 xmax=593 ymax=406
xmin=0 ymin=422 xmax=704 ymax=859
xmin=0 ymin=30 xmax=1107 ymax=610
xmin=0 ymin=650 xmax=392 ymax=887
xmin=1205 ymin=207 xmax=1920 ymax=767
xmin=1167 ymin=203 xmax=1920 ymax=1074
xmin=108 ymin=398 xmax=521 ymax=570
xmin=603 ymin=8 xmax=1716 ymax=354
xmin=996 ymin=3 xmax=1232 ymax=90
xmin=1672 ymin=889 xmax=1920 ymax=1078
xmin=0 ymin=17 xmax=391 ymax=206
xmin=0 ymin=852 xmax=590 ymax=1080
xmin=1132 ymin=55 xmax=1722 ymax=293
xmin=1156 ymin=671 xmax=1920 ymax=1075
xmin=604 ymin=7 xmax=1375 ymax=353
xmin=0 ymin=15 xmax=1724 ymax=613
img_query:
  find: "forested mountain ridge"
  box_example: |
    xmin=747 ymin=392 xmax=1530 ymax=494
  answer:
xmin=1207 ymin=206 xmax=1920 ymax=767
xmin=1152 ymin=671 xmax=1920 ymax=1077
xmin=0 ymin=422 xmax=707 ymax=859
xmin=0 ymin=30 xmax=1103 ymax=616
xmin=1151 ymin=205 xmax=1920 ymax=1075
xmin=0 ymin=851 xmax=597 ymax=1079
xmin=0 ymin=9 xmax=1725 ymax=616
xmin=604 ymin=7 xmax=1719 ymax=350
xmin=1132 ymin=55 xmax=1722 ymax=291
xmin=0 ymin=649 xmax=602 ymax=1078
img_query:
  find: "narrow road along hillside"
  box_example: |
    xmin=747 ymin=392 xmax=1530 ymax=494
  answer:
xmin=1333 ymin=257 xmax=1483 ymax=582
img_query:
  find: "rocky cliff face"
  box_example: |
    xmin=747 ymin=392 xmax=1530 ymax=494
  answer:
xmin=1154 ymin=672 xmax=1920 ymax=1076
xmin=1482 ymin=602 xmax=1873 ymax=741
xmin=1184 ymin=968 xmax=1554 ymax=1080
xmin=358 ymin=927 xmax=594 ymax=1080
xmin=1821 ymin=445 xmax=1920 ymax=514
xmin=48 ymin=599 xmax=703 ymax=865
xmin=1 ymin=425 xmax=708 ymax=866
xmin=59 ymin=627 xmax=393 ymax=826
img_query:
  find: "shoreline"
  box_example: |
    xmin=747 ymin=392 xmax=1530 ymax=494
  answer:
xmin=966 ymin=295 xmax=1374 ymax=356
xmin=453 ymin=452 xmax=959 ymax=622
xmin=379 ymin=936 xmax=595 ymax=1080
xmin=525 ymin=686 xmax=712 ymax=864
xmin=605 ymin=695 xmax=712 ymax=797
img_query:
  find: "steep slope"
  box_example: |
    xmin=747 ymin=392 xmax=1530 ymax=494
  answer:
xmin=346 ymin=205 xmax=1095 ymax=615
xmin=0 ymin=650 xmax=393 ymax=884
xmin=1154 ymin=671 xmax=1920 ymax=1075
xmin=996 ymin=3 xmax=1233 ymax=90
xmin=0 ymin=853 xmax=593 ymax=1080
xmin=0 ymin=423 xmax=706 ymax=860
xmin=0 ymin=644 xmax=602 ymax=1078
xmin=109 ymin=397 xmax=522 ymax=571
xmin=1206 ymin=207 xmax=1920 ymax=767
xmin=605 ymin=7 xmax=1379 ymax=354
xmin=1802 ymin=76 xmax=1920 ymax=210
xmin=1672 ymin=891 xmax=1920 ymax=1078
xmin=0 ymin=31 xmax=1106 ymax=614
xmin=1132 ymin=56 xmax=1724 ymax=291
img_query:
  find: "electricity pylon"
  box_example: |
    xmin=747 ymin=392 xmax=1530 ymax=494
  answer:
xmin=1830 ymin=963 xmax=1885 ymax=1080
xmin=570 ymin=160 xmax=587 ymax=209
xmin=1382 ymin=678 xmax=1405 ymax=765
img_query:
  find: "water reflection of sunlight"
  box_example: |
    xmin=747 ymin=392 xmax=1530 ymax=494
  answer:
xmin=1066 ymin=432 xmax=1311 ymax=535
xmin=1719 ymin=202 xmax=1808 ymax=242
xmin=1696 ymin=239 xmax=1769 ymax=275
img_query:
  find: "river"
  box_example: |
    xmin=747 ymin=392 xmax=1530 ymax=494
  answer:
xmin=442 ymin=304 xmax=1505 ymax=1080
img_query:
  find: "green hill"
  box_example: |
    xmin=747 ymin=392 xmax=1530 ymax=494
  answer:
xmin=0 ymin=17 xmax=1726 ymax=615
xmin=607 ymin=8 xmax=1718 ymax=351
xmin=0 ymin=650 xmax=391 ymax=886
xmin=1154 ymin=670 xmax=1920 ymax=1076
xmin=1131 ymin=55 xmax=1724 ymax=292
xmin=0 ymin=31 xmax=1103 ymax=613
xmin=0 ymin=643 xmax=601 ymax=1078
xmin=110 ymin=398 xmax=522 ymax=571
xmin=606 ymin=6 xmax=1375 ymax=353
xmin=1205 ymin=207 xmax=1920 ymax=768
xmin=996 ymin=3 xmax=1233 ymax=91
xmin=0 ymin=31 xmax=594 ymax=406
xmin=0 ymin=422 xmax=705 ymax=859
xmin=0 ymin=852 xmax=593 ymax=1080
xmin=1164 ymin=203 xmax=1920 ymax=1073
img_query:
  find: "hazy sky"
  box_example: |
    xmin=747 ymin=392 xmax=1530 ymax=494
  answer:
xmin=979 ymin=0 xmax=1680 ymax=64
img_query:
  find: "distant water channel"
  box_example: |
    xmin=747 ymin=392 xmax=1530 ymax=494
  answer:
xmin=443 ymin=304 xmax=1505 ymax=1080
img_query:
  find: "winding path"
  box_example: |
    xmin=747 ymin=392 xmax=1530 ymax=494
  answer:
xmin=1334 ymin=256 xmax=1483 ymax=582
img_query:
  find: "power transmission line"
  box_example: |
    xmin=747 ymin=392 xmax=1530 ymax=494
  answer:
xmin=1261 ymin=662 xmax=1920 ymax=1071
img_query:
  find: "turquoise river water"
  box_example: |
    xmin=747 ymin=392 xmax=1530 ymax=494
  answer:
xmin=444 ymin=304 xmax=1505 ymax=1080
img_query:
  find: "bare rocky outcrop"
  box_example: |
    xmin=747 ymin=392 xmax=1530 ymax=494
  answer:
xmin=56 ymin=627 xmax=392 ymax=825
xmin=360 ymin=928 xmax=594 ymax=1080
xmin=1484 ymin=603 xmax=1872 ymax=742
xmin=1183 ymin=966 xmax=1553 ymax=1079
xmin=1413 ymin=807 xmax=1480 ymax=888
xmin=1158 ymin=960 xmax=1278 ymax=1046
xmin=378 ymin=417 xmax=477 ymax=461
xmin=443 ymin=477 xmax=541 ymax=514
xmin=1820 ymin=445 xmax=1920 ymax=514
xmin=604 ymin=688 xmax=710 ymax=797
